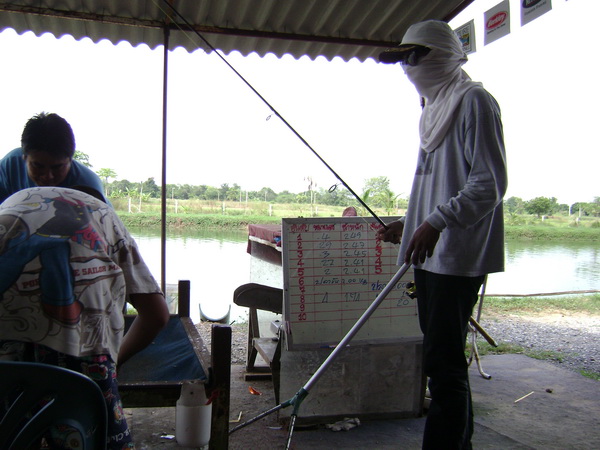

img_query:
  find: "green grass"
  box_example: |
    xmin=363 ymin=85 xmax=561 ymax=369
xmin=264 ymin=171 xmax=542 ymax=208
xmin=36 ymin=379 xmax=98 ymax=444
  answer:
xmin=111 ymin=198 xmax=600 ymax=239
xmin=483 ymin=294 xmax=600 ymax=315
xmin=505 ymin=224 xmax=599 ymax=241
xmin=580 ymin=370 xmax=600 ymax=381
xmin=470 ymin=294 xmax=599 ymax=380
xmin=468 ymin=341 xmax=600 ymax=380
xmin=470 ymin=341 xmax=524 ymax=356
xmin=472 ymin=342 xmax=600 ymax=381
xmin=116 ymin=212 xmax=600 ymax=242
xmin=527 ymin=349 xmax=565 ymax=364
xmin=118 ymin=212 xmax=281 ymax=229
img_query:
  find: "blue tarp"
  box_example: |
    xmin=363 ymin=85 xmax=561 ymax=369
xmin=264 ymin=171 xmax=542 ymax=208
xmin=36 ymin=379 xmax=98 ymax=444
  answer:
xmin=119 ymin=317 xmax=206 ymax=383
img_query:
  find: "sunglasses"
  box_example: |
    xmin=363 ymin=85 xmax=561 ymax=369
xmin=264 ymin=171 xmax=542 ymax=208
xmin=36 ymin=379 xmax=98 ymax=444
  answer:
xmin=399 ymin=46 xmax=431 ymax=66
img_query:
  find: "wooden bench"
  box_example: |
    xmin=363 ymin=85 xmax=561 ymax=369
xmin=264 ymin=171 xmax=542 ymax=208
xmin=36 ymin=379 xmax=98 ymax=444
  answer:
xmin=120 ymin=281 xmax=231 ymax=449
xmin=233 ymin=283 xmax=283 ymax=402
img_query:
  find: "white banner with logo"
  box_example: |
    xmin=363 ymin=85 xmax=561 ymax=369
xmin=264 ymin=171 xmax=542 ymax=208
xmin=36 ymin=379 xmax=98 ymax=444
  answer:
xmin=454 ymin=20 xmax=476 ymax=55
xmin=484 ymin=0 xmax=511 ymax=46
xmin=521 ymin=0 xmax=552 ymax=26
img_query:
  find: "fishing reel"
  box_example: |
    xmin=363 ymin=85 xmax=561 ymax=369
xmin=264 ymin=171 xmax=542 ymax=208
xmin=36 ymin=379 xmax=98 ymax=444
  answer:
xmin=405 ymin=281 xmax=417 ymax=299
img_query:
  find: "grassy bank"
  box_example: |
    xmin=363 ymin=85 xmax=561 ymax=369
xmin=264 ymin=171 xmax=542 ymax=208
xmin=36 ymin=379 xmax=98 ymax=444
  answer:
xmin=505 ymin=224 xmax=599 ymax=240
xmin=116 ymin=210 xmax=600 ymax=240
xmin=484 ymin=294 xmax=600 ymax=315
xmin=118 ymin=212 xmax=280 ymax=230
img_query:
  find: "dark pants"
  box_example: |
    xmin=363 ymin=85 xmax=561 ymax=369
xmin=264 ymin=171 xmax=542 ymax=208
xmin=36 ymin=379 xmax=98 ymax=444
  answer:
xmin=414 ymin=269 xmax=485 ymax=450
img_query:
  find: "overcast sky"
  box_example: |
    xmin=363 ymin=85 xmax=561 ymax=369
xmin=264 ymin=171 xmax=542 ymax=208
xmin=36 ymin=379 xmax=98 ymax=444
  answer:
xmin=0 ymin=0 xmax=597 ymax=205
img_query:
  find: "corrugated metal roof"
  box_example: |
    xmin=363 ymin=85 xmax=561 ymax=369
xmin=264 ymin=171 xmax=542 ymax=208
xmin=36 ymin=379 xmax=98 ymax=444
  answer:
xmin=0 ymin=0 xmax=473 ymax=61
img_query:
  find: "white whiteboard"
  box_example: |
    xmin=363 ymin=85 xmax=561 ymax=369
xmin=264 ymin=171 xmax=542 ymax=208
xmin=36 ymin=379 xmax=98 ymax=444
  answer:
xmin=282 ymin=217 xmax=421 ymax=349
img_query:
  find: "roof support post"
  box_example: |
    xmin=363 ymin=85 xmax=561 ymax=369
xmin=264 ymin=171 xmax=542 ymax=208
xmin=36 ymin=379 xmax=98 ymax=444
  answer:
xmin=160 ymin=24 xmax=169 ymax=295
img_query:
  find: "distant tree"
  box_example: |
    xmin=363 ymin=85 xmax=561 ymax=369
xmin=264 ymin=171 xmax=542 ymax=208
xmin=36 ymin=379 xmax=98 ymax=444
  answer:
xmin=396 ymin=196 xmax=409 ymax=210
xmin=275 ymin=190 xmax=295 ymax=203
xmin=141 ymin=177 xmax=160 ymax=198
xmin=191 ymin=185 xmax=207 ymax=199
xmin=555 ymin=202 xmax=569 ymax=214
xmin=165 ymin=183 xmax=183 ymax=199
xmin=259 ymin=187 xmax=276 ymax=202
xmin=125 ymin=186 xmax=139 ymax=199
xmin=205 ymin=186 xmax=219 ymax=200
xmin=227 ymin=183 xmax=242 ymax=201
xmin=590 ymin=197 xmax=600 ymax=217
xmin=549 ymin=197 xmax=560 ymax=214
xmin=296 ymin=192 xmax=309 ymax=204
xmin=379 ymin=189 xmax=400 ymax=215
xmin=246 ymin=190 xmax=262 ymax=201
xmin=317 ymin=186 xmax=351 ymax=206
xmin=218 ymin=183 xmax=230 ymax=201
xmin=362 ymin=176 xmax=404 ymax=211
xmin=107 ymin=179 xmax=136 ymax=199
xmin=96 ymin=168 xmax=117 ymax=197
xmin=177 ymin=185 xmax=191 ymax=200
xmin=363 ymin=176 xmax=390 ymax=192
xmin=363 ymin=176 xmax=391 ymax=207
xmin=504 ymin=196 xmax=525 ymax=214
xmin=525 ymin=196 xmax=554 ymax=217
xmin=571 ymin=202 xmax=584 ymax=216
xmin=360 ymin=188 xmax=373 ymax=211
xmin=96 ymin=168 xmax=117 ymax=184
xmin=73 ymin=150 xmax=92 ymax=168
xmin=574 ymin=198 xmax=600 ymax=217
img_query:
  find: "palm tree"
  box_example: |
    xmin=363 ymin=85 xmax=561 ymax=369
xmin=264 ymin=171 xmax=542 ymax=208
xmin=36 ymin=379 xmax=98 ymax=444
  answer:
xmin=96 ymin=168 xmax=117 ymax=197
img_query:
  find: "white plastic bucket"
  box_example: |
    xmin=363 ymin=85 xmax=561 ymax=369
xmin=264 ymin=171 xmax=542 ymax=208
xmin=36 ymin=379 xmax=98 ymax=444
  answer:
xmin=175 ymin=380 xmax=211 ymax=447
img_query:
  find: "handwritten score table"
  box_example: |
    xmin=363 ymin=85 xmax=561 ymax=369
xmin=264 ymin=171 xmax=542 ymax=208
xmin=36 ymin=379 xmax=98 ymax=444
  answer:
xmin=282 ymin=217 xmax=421 ymax=349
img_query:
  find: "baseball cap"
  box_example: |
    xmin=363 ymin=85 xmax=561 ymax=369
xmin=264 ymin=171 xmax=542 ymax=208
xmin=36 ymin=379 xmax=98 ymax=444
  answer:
xmin=378 ymin=20 xmax=463 ymax=64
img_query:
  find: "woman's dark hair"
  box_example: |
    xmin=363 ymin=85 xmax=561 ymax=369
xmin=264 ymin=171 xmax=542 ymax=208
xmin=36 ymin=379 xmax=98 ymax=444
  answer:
xmin=21 ymin=112 xmax=76 ymax=159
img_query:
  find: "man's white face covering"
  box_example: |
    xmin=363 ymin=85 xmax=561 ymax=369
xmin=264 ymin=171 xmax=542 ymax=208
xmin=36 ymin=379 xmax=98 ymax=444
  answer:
xmin=402 ymin=50 xmax=463 ymax=101
xmin=400 ymin=21 xmax=481 ymax=153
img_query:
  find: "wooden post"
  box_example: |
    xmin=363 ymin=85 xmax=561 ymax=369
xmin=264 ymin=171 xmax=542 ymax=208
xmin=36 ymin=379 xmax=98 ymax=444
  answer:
xmin=178 ymin=280 xmax=190 ymax=318
xmin=209 ymin=324 xmax=231 ymax=450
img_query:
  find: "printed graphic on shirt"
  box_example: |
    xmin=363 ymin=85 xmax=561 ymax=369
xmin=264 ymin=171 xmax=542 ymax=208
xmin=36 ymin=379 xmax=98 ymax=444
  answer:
xmin=0 ymin=187 xmax=157 ymax=360
xmin=0 ymin=190 xmax=111 ymax=326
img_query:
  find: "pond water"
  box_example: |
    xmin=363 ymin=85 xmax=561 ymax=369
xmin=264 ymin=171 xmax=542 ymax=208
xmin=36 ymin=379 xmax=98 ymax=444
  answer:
xmin=130 ymin=228 xmax=599 ymax=324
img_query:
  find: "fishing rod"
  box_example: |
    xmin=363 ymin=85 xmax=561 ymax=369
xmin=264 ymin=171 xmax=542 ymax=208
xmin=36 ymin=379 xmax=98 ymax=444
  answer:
xmin=157 ymin=0 xmax=389 ymax=230
xmin=230 ymin=262 xmax=412 ymax=449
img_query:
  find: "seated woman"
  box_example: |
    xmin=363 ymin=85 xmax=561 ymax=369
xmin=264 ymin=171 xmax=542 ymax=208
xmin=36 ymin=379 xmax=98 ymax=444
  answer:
xmin=0 ymin=186 xmax=169 ymax=449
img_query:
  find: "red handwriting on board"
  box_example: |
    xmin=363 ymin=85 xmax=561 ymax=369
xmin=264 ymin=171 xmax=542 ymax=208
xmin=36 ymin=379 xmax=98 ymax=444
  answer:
xmin=374 ymin=237 xmax=383 ymax=275
xmin=296 ymin=233 xmax=307 ymax=321
xmin=291 ymin=224 xmax=309 ymax=233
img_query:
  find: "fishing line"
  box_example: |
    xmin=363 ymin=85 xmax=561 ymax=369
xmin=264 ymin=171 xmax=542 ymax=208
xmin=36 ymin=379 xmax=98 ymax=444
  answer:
xmin=156 ymin=0 xmax=388 ymax=230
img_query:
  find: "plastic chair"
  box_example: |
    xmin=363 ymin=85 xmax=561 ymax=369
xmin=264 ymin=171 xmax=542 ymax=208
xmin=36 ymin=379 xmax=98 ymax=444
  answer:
xmin=0 ymin=361 xmax=107 ymax=449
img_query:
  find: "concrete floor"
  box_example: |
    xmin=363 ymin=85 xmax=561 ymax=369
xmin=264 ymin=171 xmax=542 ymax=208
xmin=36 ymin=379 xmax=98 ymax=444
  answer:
xmin=127 ymin=354 xmax=600 ymax=449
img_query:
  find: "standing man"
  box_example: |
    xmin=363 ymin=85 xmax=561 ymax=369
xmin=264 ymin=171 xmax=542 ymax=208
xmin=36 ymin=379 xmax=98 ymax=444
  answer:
xmin=0 ymin=186 xmax=169 ymax=448
xmin=377 ymin=20 xmax=507 ymax=449
xmin=0 ymin=112 xmax=105 ymax=203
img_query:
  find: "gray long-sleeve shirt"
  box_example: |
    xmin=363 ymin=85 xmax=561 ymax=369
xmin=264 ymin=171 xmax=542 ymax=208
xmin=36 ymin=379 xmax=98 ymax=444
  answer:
xmin=398 ymin=86 xmax=508 ymax=277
